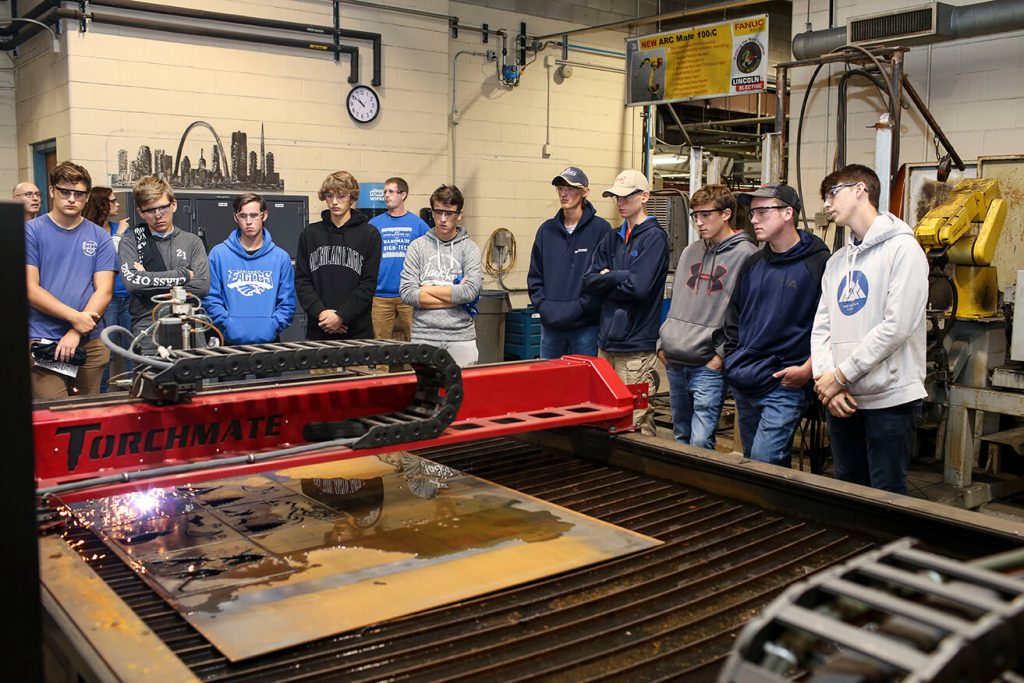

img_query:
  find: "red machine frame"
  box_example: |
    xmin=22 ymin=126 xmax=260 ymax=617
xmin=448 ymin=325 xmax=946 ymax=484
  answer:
xmin=34 ymin=356 xmax=644 ymax=502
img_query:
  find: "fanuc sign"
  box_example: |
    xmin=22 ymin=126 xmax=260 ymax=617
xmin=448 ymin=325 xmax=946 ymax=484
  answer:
xmin=625 ymin=15 xmax=769 ymax=106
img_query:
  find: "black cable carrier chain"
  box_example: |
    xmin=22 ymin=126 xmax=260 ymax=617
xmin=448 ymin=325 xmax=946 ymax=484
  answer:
xmin=134 ymin=340 xmax=463 ymax=451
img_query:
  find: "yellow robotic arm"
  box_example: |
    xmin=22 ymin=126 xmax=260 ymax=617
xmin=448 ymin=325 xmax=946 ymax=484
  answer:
xmin=914 ymin=178 xmax=1007 ymax=318
xmin=915 ymin=178 xmax=1007 ymax=264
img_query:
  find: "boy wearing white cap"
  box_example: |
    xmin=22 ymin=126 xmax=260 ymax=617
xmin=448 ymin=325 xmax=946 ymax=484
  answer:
xmin=583 ymin=169 xmax=670 ymax=435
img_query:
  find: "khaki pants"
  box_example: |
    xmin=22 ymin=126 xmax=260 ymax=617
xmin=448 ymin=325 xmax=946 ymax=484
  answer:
xmin=372 ymin=297 xmax=413 ymax=342
xmin=599 ymin=349 xmax=657 ymax=436
xmin=31 ymin=337 xmax=110 ymax=401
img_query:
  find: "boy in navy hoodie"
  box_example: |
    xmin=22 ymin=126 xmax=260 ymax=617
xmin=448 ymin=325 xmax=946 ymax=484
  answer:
xmin=724 ymin=183 xmax=829 ymax=467
xmin=528 ymin=166 xmax=610 ymax=357
xmin=204 ymin=193 xmax=296 ymax=345
xmin=583 ymin=169 xmax=669 ymax=436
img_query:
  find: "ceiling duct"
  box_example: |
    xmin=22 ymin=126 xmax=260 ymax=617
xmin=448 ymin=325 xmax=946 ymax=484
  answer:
xmin=793 ymin=0 xmax=1024 ymax=59
xmin=847 ymin=3 xmax=955 ymax=46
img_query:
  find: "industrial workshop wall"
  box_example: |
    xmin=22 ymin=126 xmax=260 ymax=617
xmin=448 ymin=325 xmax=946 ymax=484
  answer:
xmin=791 ymin=0 xmax=1024 ymax=222
xmin=6 ymin=0 xmax=639 ymax=296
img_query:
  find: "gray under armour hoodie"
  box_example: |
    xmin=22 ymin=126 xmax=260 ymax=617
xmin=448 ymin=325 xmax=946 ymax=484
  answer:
xmin=399 ymin=226 xmax=482 ymax=341
xmin=658 ymin=230 xmax=757 ymax=365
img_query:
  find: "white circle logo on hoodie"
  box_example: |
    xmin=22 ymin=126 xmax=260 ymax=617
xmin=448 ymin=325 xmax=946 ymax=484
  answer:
xmin=837 ymin=271 xmax=869 ymax=316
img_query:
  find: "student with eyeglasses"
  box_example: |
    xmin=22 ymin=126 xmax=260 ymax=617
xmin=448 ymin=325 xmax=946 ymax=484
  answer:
xmin=118 ymin=175 xmax=210 ymax=353
xmin=657 ymin=184 xmax=757 ymax=450
xmin=723 ymin=183 xmax=830 ymax=468
xmin=24 ymin=161 xmax=116 ymax=399
xmin=527 ymin=166 xmax=610 ymax=359
xmin=203 ymin=193 xmax=296 ymax=346
xmin=399 ymin=184 xmax=482 ymax=367
xmin=811 ymin=164 xmax=927 ymax=495
xmin=295 ymin=171 xmax=381 ymax=343
xmin=12 ymin=181 xmax=42 ymax=222
xmin=369 ymin=177 xmax=429 ymax=351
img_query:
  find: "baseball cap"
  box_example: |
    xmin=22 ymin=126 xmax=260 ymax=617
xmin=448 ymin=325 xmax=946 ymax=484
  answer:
xmin=736 ymin=183 xmax=802 ymax=214
xmin=602 ymin=169 xmax=650 ymax=197
xmin=552 ymin=166 xmax=589 ymax=188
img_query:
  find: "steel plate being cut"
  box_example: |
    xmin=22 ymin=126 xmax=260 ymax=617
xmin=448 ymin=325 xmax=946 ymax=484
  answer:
xmin=66 ymin=451 xmax=661 ymax=661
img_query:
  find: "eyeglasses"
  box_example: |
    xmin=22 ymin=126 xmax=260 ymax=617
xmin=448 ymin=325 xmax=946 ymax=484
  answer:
xmin=53 ymin=186 xmax=89 ymax=200
xmin=384 ymin=188 xmax=404 ymax=195
xmin=107 ymin=197 xmax=119 ymax=204
xmin=236 ymin=211 xmax=265 ymax=220
xmin=139 ymin=203 xmax=173 ymax=216
xmin=825 ymin=182 xmax=859 ymax=199
xmin=323 ymin=192 xmax=351 ymax=202
xmin=749 ymin=205 xmax=791 ymax=217
xmin=689 ymin=209 xmax=725 ymax=220
xmin=15 ymin=191 xmax=41 ymax=199
xmin=431 ymin=209 xmax=459 ymax=219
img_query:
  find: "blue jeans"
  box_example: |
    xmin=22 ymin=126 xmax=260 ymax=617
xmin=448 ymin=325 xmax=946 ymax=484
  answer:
xmin=540 ymin=324 xmax=599 ymax=358
xmin=666 ymin=363 xmax=725 ymax=449
xmin=101 ymin=295 xmax=133 ymax=391
xmin=827 ymin=400 xmax=921 ymax=495
xmin=732 ymin=385 xmax=808 ymax=467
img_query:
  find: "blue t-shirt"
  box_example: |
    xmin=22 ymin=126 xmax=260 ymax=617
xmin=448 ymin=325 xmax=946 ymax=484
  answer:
xmin=369 ymin=211 xmax=430 ymax=298
xmin=25 ymin=214 xmax=117 ymax=341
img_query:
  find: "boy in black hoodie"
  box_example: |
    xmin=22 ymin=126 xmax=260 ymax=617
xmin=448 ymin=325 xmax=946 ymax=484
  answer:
xmin=723 ymin=183 xmax=829 ymax=467
xmin=295 ymin=171 xmax=382 ymax=342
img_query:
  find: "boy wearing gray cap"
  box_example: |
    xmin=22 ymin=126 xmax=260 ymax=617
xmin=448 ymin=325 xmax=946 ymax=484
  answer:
xmin=528 ymin=166 xmax=611 ymax=357
xmin=723 ymin=183 xmax=829 ymax=467
xmin=583 ymin=169 xmax=670 ymax=435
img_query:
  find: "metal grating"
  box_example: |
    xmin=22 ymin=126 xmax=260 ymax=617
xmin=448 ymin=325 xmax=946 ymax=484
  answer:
xmin=63 ymin=437 xmax=875 ymax=682
xmin=850 ymin=7 xmax=935 ymax=43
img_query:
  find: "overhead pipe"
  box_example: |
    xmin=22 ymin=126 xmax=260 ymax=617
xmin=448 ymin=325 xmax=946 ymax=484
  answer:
xmin=793 ymin=0 xmax=1024 ymax=59
xmin=88 ymin=0 xmax=382 ymax=86
xmin=0 ymin=7 xmax=60 ymax=51
xmin=47 ymin=7 xmax=360 ymax=81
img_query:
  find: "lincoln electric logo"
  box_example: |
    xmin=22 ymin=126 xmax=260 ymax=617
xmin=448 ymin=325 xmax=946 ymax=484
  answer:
xmin=227 ymin=269 xmax=274 ymax=296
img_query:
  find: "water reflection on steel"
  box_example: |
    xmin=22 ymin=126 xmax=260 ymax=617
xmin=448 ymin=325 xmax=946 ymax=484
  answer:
xmin=65 ymin=451 xmax=661 ymax=662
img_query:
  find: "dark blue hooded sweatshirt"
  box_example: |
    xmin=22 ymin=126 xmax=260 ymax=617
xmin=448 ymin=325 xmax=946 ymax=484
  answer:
xmin=527 ymin=200 xmax=611 ymax=331
xmin=582 ymin=215 xmax=669 ymax=353
xmin=204 ymin=228 xmax=296 ymax=345
xmin=723 ymin=230 xmax=830 ymax=396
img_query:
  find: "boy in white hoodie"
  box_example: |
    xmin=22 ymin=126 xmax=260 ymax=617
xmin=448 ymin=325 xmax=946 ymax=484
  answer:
xmin=811 ymin=164 xmax=928 ymax=494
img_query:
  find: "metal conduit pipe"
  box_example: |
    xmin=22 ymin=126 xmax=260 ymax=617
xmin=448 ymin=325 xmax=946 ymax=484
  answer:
xmin=50 ymin=7 xmax=360 ymax=81
xmin=0 ymin=7 xmax=60 ymax=51
xmin=793 ymin=0 xmax=1024 ymax=59
xmin=0 ymin=0 xmax=52 ymax=37
xmin=89 ymin=0 xmax=383 ymax=85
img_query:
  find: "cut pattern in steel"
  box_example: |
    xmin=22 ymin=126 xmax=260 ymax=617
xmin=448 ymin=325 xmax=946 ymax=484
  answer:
xmin=56 ymin=437 xmax=876 ymax=681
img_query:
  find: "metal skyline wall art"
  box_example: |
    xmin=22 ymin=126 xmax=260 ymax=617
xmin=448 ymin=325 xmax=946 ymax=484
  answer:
xmin=111 ymin=120 xmax=284 ymax=191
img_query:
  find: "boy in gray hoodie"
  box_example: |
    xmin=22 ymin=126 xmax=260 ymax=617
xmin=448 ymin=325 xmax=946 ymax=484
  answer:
xmin=811 ymin=164 xmax=928 ymax=494
xmin=399 ymin=185 xmax=482 ymax=367
xmin=658 ymin=184 xmax=757 ymax=448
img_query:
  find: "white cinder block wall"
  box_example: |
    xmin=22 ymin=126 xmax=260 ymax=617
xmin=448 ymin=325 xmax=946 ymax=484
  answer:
xmin=791 ymin=0 xmax=1024 ymax=220
xmin=6 ymin=0 xmax=641 ymax=303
